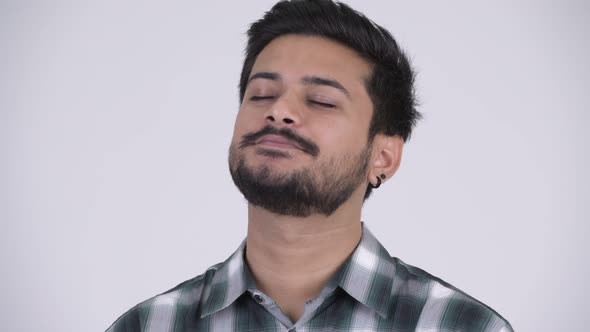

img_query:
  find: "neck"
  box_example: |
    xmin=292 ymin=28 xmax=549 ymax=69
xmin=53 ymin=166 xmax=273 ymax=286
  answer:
xmin=245 ymin=189 xmax=364 ymax=323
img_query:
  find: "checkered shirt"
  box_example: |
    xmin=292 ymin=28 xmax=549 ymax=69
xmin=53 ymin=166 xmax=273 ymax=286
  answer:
xmin=106 ymin=225 xmax=513 ymax=331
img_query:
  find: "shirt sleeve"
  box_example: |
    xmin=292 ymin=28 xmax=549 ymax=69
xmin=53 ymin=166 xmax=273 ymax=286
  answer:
xmin=105 ymin=305 xmax=143 ymax=332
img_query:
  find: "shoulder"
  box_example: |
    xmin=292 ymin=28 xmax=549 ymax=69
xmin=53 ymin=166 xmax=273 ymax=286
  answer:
xmin=390 ymin=257 xmax=514 ymax=332
xmin=105 ymin=262 xmax=222 ymax=332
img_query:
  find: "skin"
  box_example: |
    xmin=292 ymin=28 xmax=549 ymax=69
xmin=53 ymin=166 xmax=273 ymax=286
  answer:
xmin=230 ymin=35 xmax=404 ymax=322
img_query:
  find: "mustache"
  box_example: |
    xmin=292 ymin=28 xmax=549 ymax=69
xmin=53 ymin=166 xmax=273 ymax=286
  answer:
xmin=239 ymin=126 xmax=320 ymax=157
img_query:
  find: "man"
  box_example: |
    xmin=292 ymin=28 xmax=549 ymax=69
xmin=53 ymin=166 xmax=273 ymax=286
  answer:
xmin=107 ymin=0 xmax=513 ymax=331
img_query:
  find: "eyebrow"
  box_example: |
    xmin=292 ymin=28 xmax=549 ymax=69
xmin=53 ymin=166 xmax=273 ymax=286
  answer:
xmin=302 ymin=75 xmax=350 ymax=98
xmin=248 ymin=71 xmax=351 ymax=99
xmin=248 ymin=72 xmax=280 ymax=83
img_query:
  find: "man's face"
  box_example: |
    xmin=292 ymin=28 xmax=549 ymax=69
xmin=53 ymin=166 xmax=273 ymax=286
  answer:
xmin=229 ymin=35 xmax=375 ymax=216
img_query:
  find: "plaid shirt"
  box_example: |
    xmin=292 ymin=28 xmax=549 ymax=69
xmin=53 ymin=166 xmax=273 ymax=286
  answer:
xmin=107 ymin=225 xmax=513 ymax=331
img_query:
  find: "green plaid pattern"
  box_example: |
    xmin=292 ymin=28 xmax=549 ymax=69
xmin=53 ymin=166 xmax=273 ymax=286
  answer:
xmin=107 ymin=225 xmax=513 ymax=331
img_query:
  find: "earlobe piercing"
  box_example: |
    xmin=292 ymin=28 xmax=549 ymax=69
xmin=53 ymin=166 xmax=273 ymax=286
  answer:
xmin=372 ymin=173 xmax=387 ymax=189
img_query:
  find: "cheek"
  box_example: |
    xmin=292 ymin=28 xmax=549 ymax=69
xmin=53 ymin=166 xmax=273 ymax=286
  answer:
xmin=230 ymin=109 xmax=246 ymax=144
xmin=231 ymin=106 xmax=258 ymax=144
xmin=312 ymin=117 xmax=368 ymax=153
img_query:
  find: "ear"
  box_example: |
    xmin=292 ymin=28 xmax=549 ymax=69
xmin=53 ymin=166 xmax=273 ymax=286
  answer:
xmin=367 ymin=134 xmax=404 ymax=187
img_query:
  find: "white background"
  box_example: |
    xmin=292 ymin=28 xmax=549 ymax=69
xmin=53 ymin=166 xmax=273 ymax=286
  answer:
xmin=1 ymin=1 xmax=589 ymax=331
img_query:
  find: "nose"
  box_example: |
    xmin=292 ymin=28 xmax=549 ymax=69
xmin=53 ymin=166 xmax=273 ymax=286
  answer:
xmin=264 ymin=93 xmax=302 ymax=126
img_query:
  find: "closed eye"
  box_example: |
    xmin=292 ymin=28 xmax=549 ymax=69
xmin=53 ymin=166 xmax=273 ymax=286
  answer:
xmin=250 ymin=96 xmax=275 ymax=101
xmin=250 ymin=96 xmax=335 ymax=109
xmin=308 ymin=100 xmax=336 ymax=109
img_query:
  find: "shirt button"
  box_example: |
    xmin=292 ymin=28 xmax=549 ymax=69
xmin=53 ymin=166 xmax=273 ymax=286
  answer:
xmin=288 ymin=329 xmax=296 ymax=332
xmin=253 ymin=294 xmax=264 ymax=303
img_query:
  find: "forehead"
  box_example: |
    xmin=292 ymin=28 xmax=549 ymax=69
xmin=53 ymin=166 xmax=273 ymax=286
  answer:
xmin=250 ymin=35 xmax=373 ymax=88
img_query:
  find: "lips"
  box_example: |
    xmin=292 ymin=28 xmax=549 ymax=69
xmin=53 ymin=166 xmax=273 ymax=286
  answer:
xmin=256 ymin=134 xmax=303 ymax=151
xmin=239 ymin=126 xmax=320 ymax=157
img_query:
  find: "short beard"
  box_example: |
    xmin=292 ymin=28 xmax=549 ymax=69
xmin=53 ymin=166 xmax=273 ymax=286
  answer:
xmin=228 ymin=143 xmax=371 ymax=217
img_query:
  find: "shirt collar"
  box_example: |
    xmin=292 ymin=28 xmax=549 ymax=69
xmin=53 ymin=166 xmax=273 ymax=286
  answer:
xmin=200 ymin=239 xmax=254 ymax=318
xmin=201 ymin=223 xmax=395 ymax=319
xmin=333 ymin=224 xmax=395 ymax=319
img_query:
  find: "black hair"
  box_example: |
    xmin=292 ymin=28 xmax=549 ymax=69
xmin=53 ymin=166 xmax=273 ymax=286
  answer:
xmin=239 ymin=0 xmax=420 ymax=199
